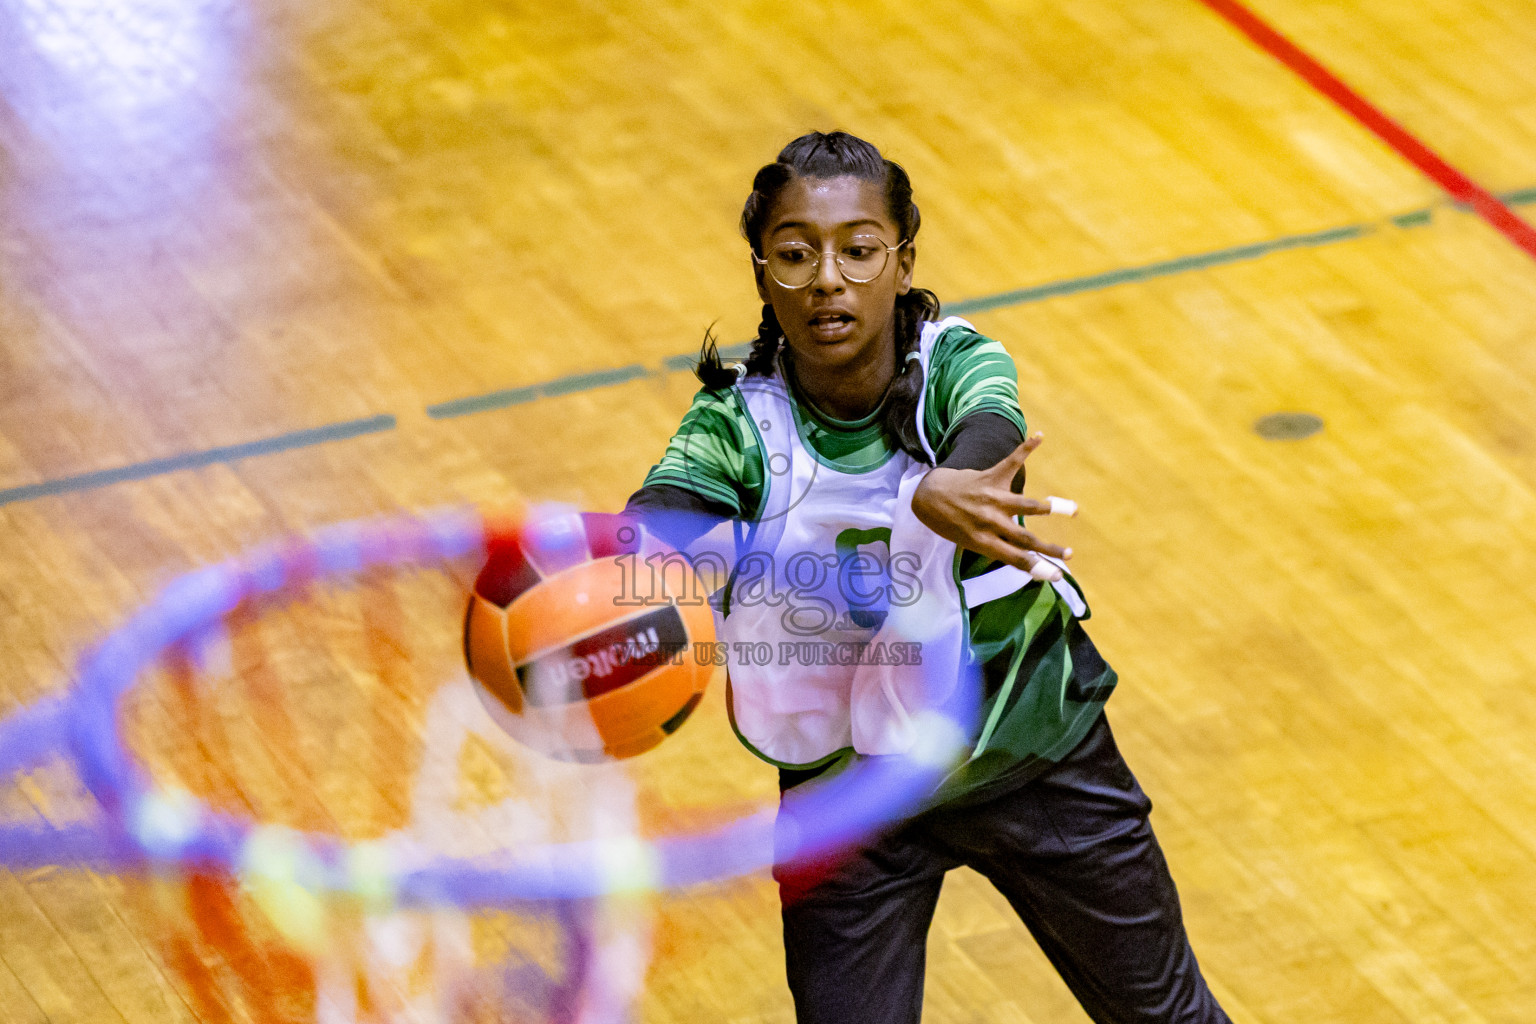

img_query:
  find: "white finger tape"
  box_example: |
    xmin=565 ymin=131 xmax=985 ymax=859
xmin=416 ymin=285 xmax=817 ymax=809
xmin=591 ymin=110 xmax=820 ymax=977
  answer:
xmin=1028 ymin=559 xmax=1064 ymax=582
xmin=1047 ymin=496 xmax=1078 ymax=517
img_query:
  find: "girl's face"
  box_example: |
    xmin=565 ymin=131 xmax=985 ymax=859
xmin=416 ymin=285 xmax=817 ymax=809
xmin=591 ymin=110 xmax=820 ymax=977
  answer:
xmin=753 ymin=175 xmax=915 ymax=378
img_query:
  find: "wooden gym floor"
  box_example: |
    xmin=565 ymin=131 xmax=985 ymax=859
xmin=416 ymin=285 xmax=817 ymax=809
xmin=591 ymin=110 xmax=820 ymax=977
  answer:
xmin=3 ymin=0 xmax=1536 ymax=1020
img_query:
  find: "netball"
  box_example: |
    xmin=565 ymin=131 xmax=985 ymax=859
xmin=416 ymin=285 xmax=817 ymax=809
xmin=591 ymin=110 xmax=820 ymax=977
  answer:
xmin=464 ymin=512 xmax=716 ymax=761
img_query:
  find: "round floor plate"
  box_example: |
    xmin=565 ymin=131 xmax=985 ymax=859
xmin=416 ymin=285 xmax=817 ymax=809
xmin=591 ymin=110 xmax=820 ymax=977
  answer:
xmin=1254 ymin=412 xmax=1324 ymax=441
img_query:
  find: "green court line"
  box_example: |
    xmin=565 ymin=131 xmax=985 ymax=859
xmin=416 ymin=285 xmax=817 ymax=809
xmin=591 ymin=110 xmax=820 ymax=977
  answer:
xmin=540 ymin=365 xmax=650 ymax=397
xmin=0 ymin=415 xmax=397 ymax=508
xmin=425 ymin=365 xmax=648 ymax=418
xmin=945 ymin=223 xmax=1368 ymax=316
xmin=6 ymin=187 xmax=1535 ymax=508
xmin=424 ymin=383 xmax=540 ymax=418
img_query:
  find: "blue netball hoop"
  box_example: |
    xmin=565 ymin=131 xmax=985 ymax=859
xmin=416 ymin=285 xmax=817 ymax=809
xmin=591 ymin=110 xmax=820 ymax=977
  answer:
xmin=1 ymin=506 xmax=979 ymax=903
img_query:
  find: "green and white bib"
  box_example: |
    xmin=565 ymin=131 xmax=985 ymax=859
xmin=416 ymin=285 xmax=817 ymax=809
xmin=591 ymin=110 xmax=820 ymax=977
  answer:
xmin=694 ymin=319 xmax=1088 ymax=774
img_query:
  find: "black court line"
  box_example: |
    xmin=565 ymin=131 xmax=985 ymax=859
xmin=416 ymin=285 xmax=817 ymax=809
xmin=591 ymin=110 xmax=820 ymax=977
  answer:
xmin=4 ymin=189 xmax=1532 ymax=509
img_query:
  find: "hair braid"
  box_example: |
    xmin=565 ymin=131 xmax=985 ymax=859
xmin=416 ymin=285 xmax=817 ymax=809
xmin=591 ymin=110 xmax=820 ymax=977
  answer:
xmin=745 ymin=304 xmax=783 ymax=375
xmin=694 ymin=305 xmax=782 ymax=391
xmin=884 ymin=287 xmax=942 ymax=460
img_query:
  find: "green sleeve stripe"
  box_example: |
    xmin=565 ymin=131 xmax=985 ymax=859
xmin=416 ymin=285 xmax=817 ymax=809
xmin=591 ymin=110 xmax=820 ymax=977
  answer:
xmin=943 ymin=358 xmax=1014 ymax=411
xmin=923 ymin=327 xmax=1028 ymax=457
xmin=940 ymin=343 xmax=1014 ymax=397
xmin=951 ymin=377 xmax=1024 ymax=422
xmin=641 ymin=386 xmax=766 ymax=519
xmin=661 ymin=431 xmax=753 ymax=478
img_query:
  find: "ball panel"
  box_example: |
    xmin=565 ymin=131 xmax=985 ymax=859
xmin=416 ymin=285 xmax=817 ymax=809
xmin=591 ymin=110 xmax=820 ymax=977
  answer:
xmin=671 ymin=598 xmax=716 ymax=664
xmin=474 ymin=535 xmax=542 ymax=609
xmin=659 ymin=692 xmax=705 ymax=735
xmin=602 ymin=731 xmax=664 ymax=760
xmin=636 ymin=524 xmax=717 ymax=646
xmin=584 ymin=662 xmax=700 ymax=747
xmin=504 ymin=559 xmax=638 ymax=667
xmin=464 ymin=595 xmax=522 ymax=715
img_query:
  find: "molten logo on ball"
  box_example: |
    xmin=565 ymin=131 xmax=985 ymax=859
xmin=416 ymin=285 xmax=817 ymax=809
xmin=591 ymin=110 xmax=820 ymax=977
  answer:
xmin=521 ymin=606 xmax=690 ymax=705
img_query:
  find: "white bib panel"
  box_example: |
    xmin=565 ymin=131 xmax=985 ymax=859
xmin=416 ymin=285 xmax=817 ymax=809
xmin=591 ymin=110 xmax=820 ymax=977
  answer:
xmin=706 ymin=319 xmax=979 ymax=765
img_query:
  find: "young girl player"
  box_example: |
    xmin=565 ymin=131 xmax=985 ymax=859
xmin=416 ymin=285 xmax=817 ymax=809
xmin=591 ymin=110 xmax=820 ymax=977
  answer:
xmin=625 ymin=131 xmax=1232 ymax=1024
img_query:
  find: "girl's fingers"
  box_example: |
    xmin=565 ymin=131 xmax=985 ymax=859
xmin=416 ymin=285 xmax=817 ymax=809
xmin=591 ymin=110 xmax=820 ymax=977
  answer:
xmin=1002 ymin=495 xmax=1052 ymax=516
xmin=990 ymin=433 xmax=1045 ymax=495
xmin=992 ymin=434 xmax=1043 ymax=477
xmin=970 ymin=536 xmax=1067 ymax=581
xmin=1013 ymin=432 xmax=1044 ymax=458
xmin=972 ymin=536 xmax=1042 ymax=574
xmin=993 ymin=519 xmax=1073 ymax=561
xmin=1002 ymin=493 xmax=1078 ymax=517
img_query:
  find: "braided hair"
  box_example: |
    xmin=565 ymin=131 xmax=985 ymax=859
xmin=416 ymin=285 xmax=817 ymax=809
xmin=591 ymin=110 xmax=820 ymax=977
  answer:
xmin=696 ymin=131 xmax=943 ymax=462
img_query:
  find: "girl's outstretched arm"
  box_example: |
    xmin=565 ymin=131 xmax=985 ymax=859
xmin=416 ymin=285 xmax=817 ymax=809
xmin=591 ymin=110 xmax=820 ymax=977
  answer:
xmin=622 ymin=483 xmax=733 ymax=552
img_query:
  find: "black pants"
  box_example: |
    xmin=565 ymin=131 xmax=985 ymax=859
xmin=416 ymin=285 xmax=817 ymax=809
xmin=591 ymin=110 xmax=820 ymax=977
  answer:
xmin=775 ymin=713 xmax=1231 ymax=1024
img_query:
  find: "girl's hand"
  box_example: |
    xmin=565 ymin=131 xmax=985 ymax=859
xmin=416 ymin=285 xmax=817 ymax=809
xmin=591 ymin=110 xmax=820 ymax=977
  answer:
xmin=911 ymin=433 xmax=1076 ymax=581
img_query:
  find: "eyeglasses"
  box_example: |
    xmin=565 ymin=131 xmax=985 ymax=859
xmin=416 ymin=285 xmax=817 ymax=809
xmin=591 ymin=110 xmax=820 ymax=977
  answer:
xmin=754 ymin=236 xmax=905 ymax=289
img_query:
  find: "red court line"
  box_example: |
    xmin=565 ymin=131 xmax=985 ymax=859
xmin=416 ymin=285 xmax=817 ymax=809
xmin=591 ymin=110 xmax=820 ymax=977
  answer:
xmin=1195 ymin=0 xmax=1536 ymax=262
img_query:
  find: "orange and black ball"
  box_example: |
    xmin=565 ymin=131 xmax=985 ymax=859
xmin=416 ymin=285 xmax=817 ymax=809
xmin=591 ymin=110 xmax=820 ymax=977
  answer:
xmin=464 ymin=512 xmax=714 ymax=761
